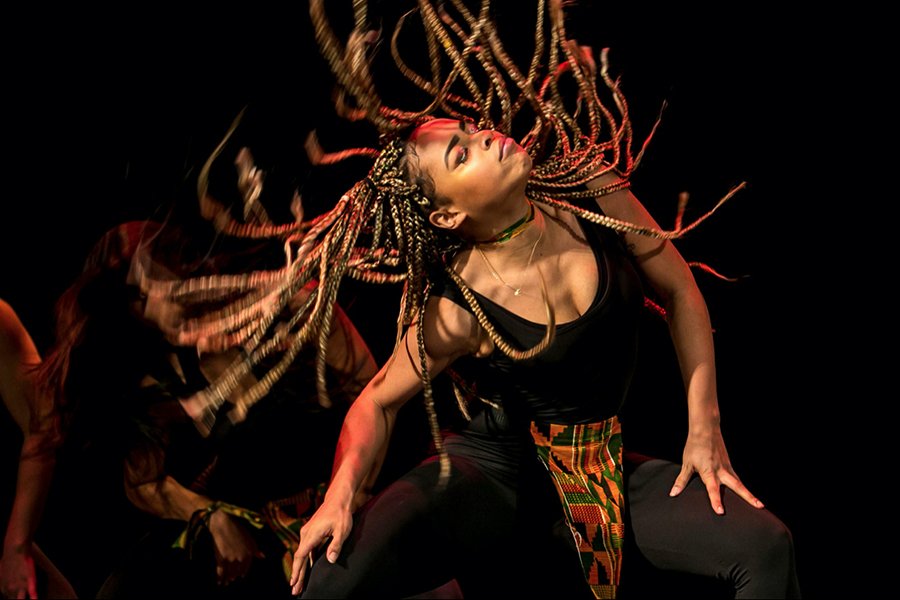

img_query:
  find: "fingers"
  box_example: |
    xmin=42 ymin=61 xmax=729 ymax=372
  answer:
xmin=290 ymin=528 xmax=323 ymax=594
xmin=215 ymin=554 xmax=254 ymax=587
xmin=693 ymin=466 xmax=725 ymax=515
xmin=0 ymin=581 xmax=30 ymax=599
xmin=216 ymin=563 xmax=243 ymax=587
xmin=294 ymin=518 xmax=347 ymax=567
xmin=289 ymin=549 xmax=304 ymax=588
xmin=289 ymin=552 xmax=311 ymax=596
xmin=326 ymin=536 xmax=343 ymax=565
xmin=668 ymin=463 xmax=693 ymax=498
xmin=288 ymin=506 xmax=353 ymax=595
xmin=292 ymin=535 xmax=319 ymax=579
xmin=3 ymin=588 xmax=28 ymax=599
xmin=27 ymin=574 xmax=37 ymax=600
xmin=669 ymin=463 xmax=725 ymax=515
xmin=720 ymin=471 xmax=765 ymax=509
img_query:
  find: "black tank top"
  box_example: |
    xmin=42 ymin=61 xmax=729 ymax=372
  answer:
xmin=434 ymin=215 xmax=644 ymax=430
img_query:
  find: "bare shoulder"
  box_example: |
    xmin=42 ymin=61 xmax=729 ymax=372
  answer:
xmin=421 ymin=293 xmax=486 ymax=360
xmin=585 ymin=168 xmax=626 ymax=189
xmin=0 ymin=297 xmax=19 ymax=331
xmin=581 ymin=168 xmax=649 ymax=222
xmin=0 ymin=298 xmax=37 ymax=358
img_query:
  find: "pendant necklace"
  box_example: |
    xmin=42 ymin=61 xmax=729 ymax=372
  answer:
xmin=476 ymin=224 xmax=545 ymax=297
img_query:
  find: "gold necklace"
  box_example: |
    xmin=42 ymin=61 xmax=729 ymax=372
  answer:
xmin=476 ymin=225 xmax=544 ymax=297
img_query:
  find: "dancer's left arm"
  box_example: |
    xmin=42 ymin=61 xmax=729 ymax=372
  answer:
xmin=588 ymin=175 xmax=765 ymax=514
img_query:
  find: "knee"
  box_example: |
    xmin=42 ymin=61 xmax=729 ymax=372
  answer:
xmin=745 ymin=513 xmax=795 ymax=565
xmin=724 ymin=509 xmax=797 ymax=588
xmin=727 ymin=512 xmax=800 ymax=598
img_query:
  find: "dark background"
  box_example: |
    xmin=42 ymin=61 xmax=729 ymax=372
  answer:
xmin=0 ymin=2 xmax=864 ymax=597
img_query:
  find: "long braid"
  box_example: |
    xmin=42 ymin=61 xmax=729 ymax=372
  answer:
xmin=148 ymin=2 xmax=741 ymax=485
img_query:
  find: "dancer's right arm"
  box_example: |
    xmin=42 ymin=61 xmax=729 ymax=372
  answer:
xmin=289 ymin=295 xmax=486 ymax=594
xmin=1 ymin=299 xmax=57 ymax=600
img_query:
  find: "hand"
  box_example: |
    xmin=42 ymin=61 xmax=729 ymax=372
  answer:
xmin=207 ymin=510 xmax=262 ymax=587
xmin=669 ymin=427 xmax=765 ymax=514
xmin=0 ymin=545 xmax=37 ymax=599
xmin=289 ymin=500 xmax=353 ymax=596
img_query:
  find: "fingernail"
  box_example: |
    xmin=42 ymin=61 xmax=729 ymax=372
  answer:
xmin=715 ymin=505 xmax=725 ymax=515
xmin=669 ymin=486 xmax=681 ymax=497
xmin=755 ymin=499 xmax=765 ymax=508
xmin=328 ymin=551 xmax=338 ymax=563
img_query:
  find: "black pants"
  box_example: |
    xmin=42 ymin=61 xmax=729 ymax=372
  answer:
xmin=302 ymin=452 xmax=800 ymax=599
xmin=621 ymin=453 xmax=801 ymax=599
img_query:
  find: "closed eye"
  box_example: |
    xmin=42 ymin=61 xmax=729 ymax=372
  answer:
xmin=456 ymin=146 xmax=469 ymax=166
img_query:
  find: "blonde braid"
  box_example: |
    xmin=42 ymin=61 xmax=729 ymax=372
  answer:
xmin=154 ymin=2 xmax=743 ymax=483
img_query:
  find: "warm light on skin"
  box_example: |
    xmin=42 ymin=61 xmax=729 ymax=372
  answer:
xmin=409 ymin=119 xmax=533 ymax=241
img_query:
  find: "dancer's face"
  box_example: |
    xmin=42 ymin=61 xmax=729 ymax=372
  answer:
xmin=409 ymin=119 xmax=531 ymax=228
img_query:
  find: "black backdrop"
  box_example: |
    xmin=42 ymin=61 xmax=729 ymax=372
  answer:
xmin=0 ymin=2 xmax=861 ymax=597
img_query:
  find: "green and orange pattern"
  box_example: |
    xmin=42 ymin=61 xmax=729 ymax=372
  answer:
xmin=173 ymin=483 xmax=327 ymax=583
xmin=531 ymin=417 xmax=625 ymax=599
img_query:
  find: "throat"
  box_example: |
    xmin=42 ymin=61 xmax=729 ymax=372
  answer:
xmin=475 ymin=201 xmax=535 ymax=245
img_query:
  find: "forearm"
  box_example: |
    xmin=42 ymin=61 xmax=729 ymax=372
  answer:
xmin=665 ymin=286 xmax=720 ymax=433
xmin=325 ymin=390 xmax=396 ymax=510
xmin=125 ymin=475 xmax=212 ymax=522
xmin=2 ymin=441 xmax=55 ymax=553
xmin=0 ymin=300 xmax=42 ymax=432
xmin=351 ymin=408 xmax=394 ymax=512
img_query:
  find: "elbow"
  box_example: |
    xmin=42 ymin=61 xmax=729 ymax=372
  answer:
xmin=20 ymin=430 xmax=62 ymax=463
xmin=123 ymin=475 xmax=164 ymax=511
xmin=661 ymin=281 xmax=707 ymax=314
xmin=123 ymin=478 xmax=150 ymax=506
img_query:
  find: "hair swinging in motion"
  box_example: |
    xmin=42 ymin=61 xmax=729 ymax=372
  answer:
xmin=135 ymin=0 xmax=741 ymax=478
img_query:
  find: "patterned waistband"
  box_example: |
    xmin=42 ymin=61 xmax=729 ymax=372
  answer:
xmin=531 ymin=416 xmax=624 ymax=600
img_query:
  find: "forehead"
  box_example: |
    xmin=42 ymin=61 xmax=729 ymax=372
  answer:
xmin=411 ymin=119 xmax=462 ymax=147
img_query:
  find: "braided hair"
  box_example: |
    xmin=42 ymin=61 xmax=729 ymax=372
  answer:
xmin=137 ymin=0 xmax=739 ymax=477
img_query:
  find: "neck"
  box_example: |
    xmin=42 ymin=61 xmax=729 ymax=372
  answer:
xmin=474 ymin=201 xmax=535 ymax=245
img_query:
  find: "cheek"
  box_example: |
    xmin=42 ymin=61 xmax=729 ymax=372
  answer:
xmin=465 ymin=171 xmax=501 ymax=202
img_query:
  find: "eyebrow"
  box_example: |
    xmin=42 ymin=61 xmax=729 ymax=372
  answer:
xmin=443 ymin=120 xmax=467 ymax=170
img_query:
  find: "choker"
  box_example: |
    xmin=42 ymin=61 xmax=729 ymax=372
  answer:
xmin=476 ymin=201 xmax=535 ymax=245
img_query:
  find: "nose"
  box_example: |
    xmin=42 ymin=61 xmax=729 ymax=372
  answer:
xmin=477 ymin=130 xmax=497 ymax=150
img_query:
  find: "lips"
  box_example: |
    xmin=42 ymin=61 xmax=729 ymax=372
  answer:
xmin=499 ymin=136 xmax=511 ymax=160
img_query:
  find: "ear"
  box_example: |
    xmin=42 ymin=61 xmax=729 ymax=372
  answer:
xmin=428 ymin=206 xmax=465 ymax=231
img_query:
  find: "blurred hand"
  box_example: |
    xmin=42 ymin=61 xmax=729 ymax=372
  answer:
xmin=0 ymin=545 xmax=37 ymax=599
xmin=208 ymin=510 xmax=262 ymax=587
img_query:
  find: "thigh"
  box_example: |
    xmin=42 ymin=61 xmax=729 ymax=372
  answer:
xmin=303 ymin=456 xmax=491 ymax=598
xmin=481 ymin=458 xmax=594 ymax=600
xmin=624 ymin=454 xmax=797 ymax=596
